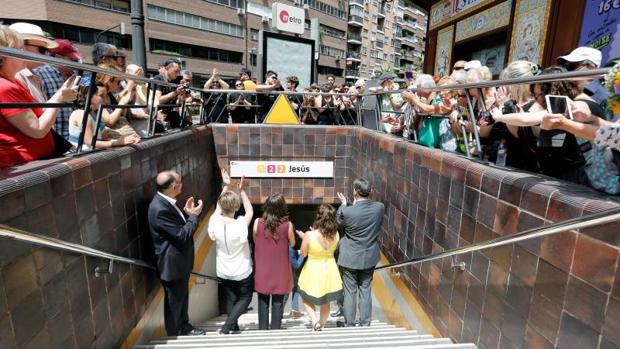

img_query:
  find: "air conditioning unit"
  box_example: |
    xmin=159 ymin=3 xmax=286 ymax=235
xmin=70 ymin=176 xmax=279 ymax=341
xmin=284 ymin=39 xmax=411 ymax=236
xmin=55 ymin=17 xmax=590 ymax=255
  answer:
xmin=237 ymin=8 xmax=245 ymax=16
xmin=303 ymin=4 xmax=309 ymax=10
xmin=294 ymin=0 xmax=301 ymax=5
xmin=262 ymin=16 xmax=269 ymax=23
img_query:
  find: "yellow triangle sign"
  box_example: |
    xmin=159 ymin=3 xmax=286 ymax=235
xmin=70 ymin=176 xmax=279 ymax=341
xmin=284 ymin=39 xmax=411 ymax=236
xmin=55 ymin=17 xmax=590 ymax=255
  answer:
xmin=263 ymin=94 xmax=300 ymax=124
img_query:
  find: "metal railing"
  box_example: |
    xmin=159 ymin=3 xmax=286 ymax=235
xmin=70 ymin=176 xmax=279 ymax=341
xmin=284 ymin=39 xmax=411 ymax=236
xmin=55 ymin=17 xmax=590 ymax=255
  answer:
xmin=348 ymin=15 xmax=364 ymax=23
xmin=0 ymin=224 xmax=218 ymax=281
xmin=375 ymin=207 xmax=620 ymax=272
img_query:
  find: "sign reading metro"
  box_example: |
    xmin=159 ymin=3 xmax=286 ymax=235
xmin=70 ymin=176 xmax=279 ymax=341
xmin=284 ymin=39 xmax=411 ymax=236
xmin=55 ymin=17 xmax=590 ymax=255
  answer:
xmin=230 ymin=161 xmax=334 ymax=178
xmin=272 ymin=2 xmax=305 ymax=35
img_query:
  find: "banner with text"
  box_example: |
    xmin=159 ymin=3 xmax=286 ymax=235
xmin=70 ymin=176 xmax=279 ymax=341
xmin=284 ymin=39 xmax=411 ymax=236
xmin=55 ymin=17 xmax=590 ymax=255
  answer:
xmin=579 ymin=0 xmax=620 ymax=66
xmin=230 ymin=161 xmax=334 ymax=178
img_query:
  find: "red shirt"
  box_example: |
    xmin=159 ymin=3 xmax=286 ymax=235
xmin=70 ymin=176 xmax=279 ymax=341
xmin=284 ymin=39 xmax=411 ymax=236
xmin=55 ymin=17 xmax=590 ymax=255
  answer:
xmin=0 ymin=76 xmax=54 ymax=168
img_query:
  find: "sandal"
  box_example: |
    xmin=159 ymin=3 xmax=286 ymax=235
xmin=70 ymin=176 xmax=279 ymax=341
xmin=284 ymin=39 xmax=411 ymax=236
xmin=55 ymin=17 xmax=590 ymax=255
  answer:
xmin=312 ymin=322 xmax=322 ymax=332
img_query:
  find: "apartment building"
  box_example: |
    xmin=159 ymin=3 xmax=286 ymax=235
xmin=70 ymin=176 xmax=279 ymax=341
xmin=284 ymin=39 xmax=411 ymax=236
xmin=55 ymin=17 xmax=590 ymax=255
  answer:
xmin=1 ymin=0 xmax=348 ymax=86
xmin=345 ymin=0 xmax=427 ymax=82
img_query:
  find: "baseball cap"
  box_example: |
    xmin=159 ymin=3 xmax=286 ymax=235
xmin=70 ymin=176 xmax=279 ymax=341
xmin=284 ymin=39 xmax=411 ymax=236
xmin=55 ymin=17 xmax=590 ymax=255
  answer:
xmin=49 ymin=39 xmax=81 ymax=62
xmin=9 ymin=22 xmax=58 ymax=49
xmin=557 ymin=47 xmax=602 ymax=68
xmin=464 ymin=60 xmax=482 ymax=71
xmin=378 ymin=72 xmax=396 ymax=85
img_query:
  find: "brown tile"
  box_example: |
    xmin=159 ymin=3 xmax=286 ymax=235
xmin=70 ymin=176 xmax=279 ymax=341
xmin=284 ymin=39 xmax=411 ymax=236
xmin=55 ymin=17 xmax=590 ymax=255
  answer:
xmin=487 ymin=262 xmax=509 ymax=298
xmin=460 ymin=213 xmax=476 ymax=243
xmin=528 ymin=290 xmax=563 ymax=343
xmin=462 ymin=186 xmax=479 ymax=218
xmin=524 ymin=325 xmax=554 ymax=349
xmin=476 ymin=193 xmax=497 ymax=229
xmin=602 ymin=296 xmax=620 ymax=347
xmin=539 ymin=231 xmax=577 ymax=273
xmin=564 ymin=275 xmax=608 ymax=332
xmin=511 ymin=245 xmax=538 ymax=287
xmin=465 ymin=163 xmax=485 ymax=189
xmin=520 ymin=183 xmax=555 ymax=218
xmin=482 ymin=289 xmax=505 ymax=329
xmin=493 ymin=202 xmax=519 ymax=236
xmin=545 ymin=192 xmax=588 ymax=223
xmin=557 ymin=312 xmax=599 ymax=349
xmin=501 ymin=304 xmax=527 ymax=348
xmin=478 ymin=317 xmax=500 ymax=349
xmin=505 ymin=274 xmax=532 ymax=318
xmin=572 ymin=234 xmax=619 ymax=293
xmin=533 ymin=259 xmax=569 ymax=306
xmin=581 ymin=200 xmax=620 ymax=246
xmin=516 ymin=212 xmax=544 ymax=255
xmin=481 ymin=169 xmax=504 ymax=198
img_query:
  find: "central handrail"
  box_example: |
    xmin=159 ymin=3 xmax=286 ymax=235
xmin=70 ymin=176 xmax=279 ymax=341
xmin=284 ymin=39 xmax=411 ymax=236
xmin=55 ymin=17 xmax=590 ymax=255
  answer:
xmin=375 ymin=207 xmax=620 ymax=271
xmin=0 ymin=224 xmax=218 ymax=281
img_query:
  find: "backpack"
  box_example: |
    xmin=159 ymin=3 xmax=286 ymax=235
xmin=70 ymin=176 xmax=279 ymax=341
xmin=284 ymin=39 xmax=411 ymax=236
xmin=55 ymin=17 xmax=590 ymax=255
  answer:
xmin=580 ymin=141 xmax=620 ymax=194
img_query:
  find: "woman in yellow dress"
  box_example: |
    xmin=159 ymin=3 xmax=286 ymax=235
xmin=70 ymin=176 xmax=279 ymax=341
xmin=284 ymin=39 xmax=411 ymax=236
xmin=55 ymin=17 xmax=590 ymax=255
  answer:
xmin=296 ymin=204 xmax=343 ymax=331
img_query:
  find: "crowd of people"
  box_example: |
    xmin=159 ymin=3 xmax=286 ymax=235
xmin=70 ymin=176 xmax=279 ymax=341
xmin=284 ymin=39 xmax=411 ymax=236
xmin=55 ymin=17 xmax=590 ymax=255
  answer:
xmin=149 ymin=167 xmax=384 ymax=336
xmin=374 ymin=47 xmax=620 ymax=196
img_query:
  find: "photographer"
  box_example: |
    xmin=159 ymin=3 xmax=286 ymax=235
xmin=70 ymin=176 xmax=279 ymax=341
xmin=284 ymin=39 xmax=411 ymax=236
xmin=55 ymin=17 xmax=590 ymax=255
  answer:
xmin=228 ymin=80 xmax=253 ymax=123
xmin=301 ymin=88 xmax=319 ymax=125
xmin=153 ymin=59 xmax=191 ymax=130
xmin=256 ymin=70 xmax=283 ymax=122
xmin=203 ymin=68 xmax=229 ymax=123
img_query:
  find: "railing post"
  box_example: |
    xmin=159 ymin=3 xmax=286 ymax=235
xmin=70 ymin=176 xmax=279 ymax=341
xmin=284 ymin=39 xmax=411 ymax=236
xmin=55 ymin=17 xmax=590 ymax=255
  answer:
xmin=76 ymin=72 xmax=98 ymax=154
xmin=146 ymin=82 xmax=158 ymax=137
xmin=91 ymin=104 xmax=105 ymax=150
xmin=464 ymin=89 xmax=483 ymax=159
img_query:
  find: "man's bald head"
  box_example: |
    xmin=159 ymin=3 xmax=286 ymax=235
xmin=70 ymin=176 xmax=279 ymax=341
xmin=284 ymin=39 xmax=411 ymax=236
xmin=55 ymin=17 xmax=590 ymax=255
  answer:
xmin=156 ymin=171 xmax=181 ymax=194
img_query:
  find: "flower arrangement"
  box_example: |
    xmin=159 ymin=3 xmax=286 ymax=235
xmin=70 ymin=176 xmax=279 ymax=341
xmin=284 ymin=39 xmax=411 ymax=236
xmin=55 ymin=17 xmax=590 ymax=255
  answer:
xmin=604 ymin=61 xmax=620 ymax=118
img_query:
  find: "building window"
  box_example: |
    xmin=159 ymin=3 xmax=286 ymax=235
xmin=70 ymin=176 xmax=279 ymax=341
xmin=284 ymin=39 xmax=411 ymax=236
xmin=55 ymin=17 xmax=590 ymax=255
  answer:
xmin=251 ymin=29 xmax=259 ymax=41
xmin=320 ymin=25 xmax=345 ymax=39
xmin=204 ymin=0 xmax=245 ymax=9
xmin=147 ymin=5 xmax=243 ymax=37
xmin=317 ymin=66 xmax=344 ymax=76
xmin=46 ymin=23 xmax=131 ymax=49
xmin=63 ymin=0 xmax=130 ymax=12
xmin=362 ymin=47 xmax=368 ymax=55
xmin=320 ymin=45 xmax=345 ymax=58
xmin=303 ymin=0 xmax=346 ymax=19
xmin=150 ymin=38 xmax=243 ymax=63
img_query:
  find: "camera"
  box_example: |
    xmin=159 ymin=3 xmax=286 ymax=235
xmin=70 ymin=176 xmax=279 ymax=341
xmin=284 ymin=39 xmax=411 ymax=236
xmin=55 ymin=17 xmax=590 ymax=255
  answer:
xmin=479 ymin=110 xmax=495 ymax=125
xmin=181 ymin=82 xmax=191 ymax=95
xmin=502 ymin=99 xmax=518 ymax=114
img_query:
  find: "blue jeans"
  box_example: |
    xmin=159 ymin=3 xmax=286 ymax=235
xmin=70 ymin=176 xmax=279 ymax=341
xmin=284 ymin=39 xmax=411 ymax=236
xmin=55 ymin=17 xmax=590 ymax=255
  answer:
xmin=283 ymin=267 xmax=301 ymax=311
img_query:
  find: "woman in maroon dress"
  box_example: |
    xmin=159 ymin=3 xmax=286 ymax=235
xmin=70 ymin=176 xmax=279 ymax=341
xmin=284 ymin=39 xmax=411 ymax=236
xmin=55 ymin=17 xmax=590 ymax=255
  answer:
xmin=253 ymin=193 xmax=296 ymax=330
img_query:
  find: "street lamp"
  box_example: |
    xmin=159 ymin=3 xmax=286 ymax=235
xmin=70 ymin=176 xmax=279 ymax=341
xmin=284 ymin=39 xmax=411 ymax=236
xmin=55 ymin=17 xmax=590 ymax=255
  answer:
xmin=95 ymin=22 xmax=126 ymax=43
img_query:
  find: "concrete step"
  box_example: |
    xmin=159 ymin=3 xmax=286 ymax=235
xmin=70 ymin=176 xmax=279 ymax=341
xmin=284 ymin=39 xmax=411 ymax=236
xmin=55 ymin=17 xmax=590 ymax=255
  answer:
xmin=155 ymin=328 xmax=414 ymax=342
xmin=136 ymin=336 xmax=463 ymax=348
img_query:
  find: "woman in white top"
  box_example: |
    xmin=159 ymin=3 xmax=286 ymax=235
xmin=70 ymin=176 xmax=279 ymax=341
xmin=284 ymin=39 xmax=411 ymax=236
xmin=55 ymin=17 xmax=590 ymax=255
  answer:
xmin=208 ymin=169 xmax=253 ymax=334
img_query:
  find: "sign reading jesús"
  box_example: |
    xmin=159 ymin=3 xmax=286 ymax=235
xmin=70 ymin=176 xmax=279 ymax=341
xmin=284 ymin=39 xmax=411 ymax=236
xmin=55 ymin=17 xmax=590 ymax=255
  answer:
xmin=272 ymin=2 xmax=305 ymax=34
xmin=230 ymin=161 xmax=333 ymax=178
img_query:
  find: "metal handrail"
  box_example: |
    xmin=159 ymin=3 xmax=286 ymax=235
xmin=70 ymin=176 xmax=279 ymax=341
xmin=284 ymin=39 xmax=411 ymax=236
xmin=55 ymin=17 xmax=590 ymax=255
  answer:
xmin=375 ymin=207 xmax=620 ymax=271
xmin=0 ymin=224 xmax=219 ymax=281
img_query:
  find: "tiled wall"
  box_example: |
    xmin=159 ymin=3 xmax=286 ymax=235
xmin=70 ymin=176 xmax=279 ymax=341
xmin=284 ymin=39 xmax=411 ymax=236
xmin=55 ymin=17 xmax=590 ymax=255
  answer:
xmin=2 ymin=124 xmax=620 ymax=349
xmin=0 ymin=127 xmax=217 ymax=349
xmin=211 ymin=124 xmax=353 ymax=204
xmin=348 ymin=127 xmax=620 ymax=349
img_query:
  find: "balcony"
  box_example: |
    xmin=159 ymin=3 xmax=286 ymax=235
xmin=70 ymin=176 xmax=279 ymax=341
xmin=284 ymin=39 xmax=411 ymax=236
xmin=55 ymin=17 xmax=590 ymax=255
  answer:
xmin=347 ymin=33 xmax=362 ymax=44
xmin=348 ymin=15 xmax=364 ymax=27
xmin=402 ymin=20 xmax=417 ymax=32
xmin=345 ymin=69 xmax=360 ymax=78
xmin=346 ymin=51 xmax=361 ymax=62
xmin=400 ymin=51 xmax=416 ymax=62
xmin=349 ymin=0 xmax=364 ymax=7
xmin=401 ymin=36 xmax=418 ymax=47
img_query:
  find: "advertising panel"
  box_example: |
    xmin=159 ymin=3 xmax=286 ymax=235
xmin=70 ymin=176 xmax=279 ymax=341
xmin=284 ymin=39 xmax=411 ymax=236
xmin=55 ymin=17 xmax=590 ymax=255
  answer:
xmin=430 ymin=0 xmax=492 ymax=29
xmin=578 ymin=0 xmax=620 ymax=65
xmin=272 ymin=2 xmax=305 ymax=35
xmin=455 ymin=0 xmax=512 ymax=42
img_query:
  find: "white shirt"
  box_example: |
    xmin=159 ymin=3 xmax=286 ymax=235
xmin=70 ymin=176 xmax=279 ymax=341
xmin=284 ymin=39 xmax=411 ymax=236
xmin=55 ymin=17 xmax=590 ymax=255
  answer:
xmin=157 ymin=192 xmax=186 ymax=222
xmin=207 ymin=214 xmax=252 ymax=281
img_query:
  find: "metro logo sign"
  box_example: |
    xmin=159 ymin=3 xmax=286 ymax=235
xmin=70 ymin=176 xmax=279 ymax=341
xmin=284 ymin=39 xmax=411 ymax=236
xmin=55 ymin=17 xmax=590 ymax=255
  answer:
xmin=272 ymin=2 xmax=305 ymax=34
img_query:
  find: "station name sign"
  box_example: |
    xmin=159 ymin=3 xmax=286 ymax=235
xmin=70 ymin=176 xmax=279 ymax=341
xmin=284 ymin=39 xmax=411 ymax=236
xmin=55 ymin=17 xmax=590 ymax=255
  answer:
xmin=272 ymin=2 xmax=305 ymax=34
xmin=230 ymin=161 xmax=333 ymax=178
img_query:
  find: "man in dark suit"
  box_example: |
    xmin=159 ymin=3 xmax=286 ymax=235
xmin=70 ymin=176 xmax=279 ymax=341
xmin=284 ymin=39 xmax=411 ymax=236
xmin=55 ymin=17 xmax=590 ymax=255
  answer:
xmin=148 ymin=170 xmax=205 ymax=336
xmin=336 ymin=178 xmax=384 ymax=327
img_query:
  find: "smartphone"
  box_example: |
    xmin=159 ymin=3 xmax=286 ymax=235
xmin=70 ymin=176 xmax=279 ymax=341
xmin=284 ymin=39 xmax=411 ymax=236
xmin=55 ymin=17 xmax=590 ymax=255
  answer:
xmin=545 ymin=95 xmax=573 ymax=120
xmin=72 ymin=75 xmax=82 ymax=88
xmin=404 ymin=71 xmax=414 ymax=79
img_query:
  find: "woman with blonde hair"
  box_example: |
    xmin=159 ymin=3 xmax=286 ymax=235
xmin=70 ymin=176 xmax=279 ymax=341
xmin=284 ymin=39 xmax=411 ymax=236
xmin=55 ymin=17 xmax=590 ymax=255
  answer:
xmin=0 ymin=26 xmax=77 ymax=168
xmin=296 ymin=204 xmax=343 ymax=331
xmin=95 ymin=63 xmax=139 ymax=138
xmin=253 ymin=193 xmax=296 ymax=330
xmin=208 ymin=169 xmax=253 ymax=334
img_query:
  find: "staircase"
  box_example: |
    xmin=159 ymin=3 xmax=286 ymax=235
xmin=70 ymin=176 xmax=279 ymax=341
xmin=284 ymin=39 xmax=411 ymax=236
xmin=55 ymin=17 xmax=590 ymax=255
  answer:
xmin=135 ymin=313 xmax=477 ymax=349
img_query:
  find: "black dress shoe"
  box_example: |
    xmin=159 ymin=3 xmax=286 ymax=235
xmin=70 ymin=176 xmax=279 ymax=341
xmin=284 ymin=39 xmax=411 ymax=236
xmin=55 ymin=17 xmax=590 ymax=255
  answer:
xmin=181 ymin=328 xmax=206 ymax=336
xmin=336 ymin=320 xmax=346 ymax=327
xmin=330 ymin=309 xmax=343 ymax=317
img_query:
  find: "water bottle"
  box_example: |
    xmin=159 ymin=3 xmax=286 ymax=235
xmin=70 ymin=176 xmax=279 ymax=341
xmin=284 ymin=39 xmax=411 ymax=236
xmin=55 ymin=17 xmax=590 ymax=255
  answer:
xmin=496 ymin=139 xmax=507 ymax=167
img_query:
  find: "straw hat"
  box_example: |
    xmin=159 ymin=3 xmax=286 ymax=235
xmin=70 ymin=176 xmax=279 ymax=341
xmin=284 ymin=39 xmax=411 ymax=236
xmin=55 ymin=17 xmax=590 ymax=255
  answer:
xmin=8 ymin=22 xmax=58 ymax=49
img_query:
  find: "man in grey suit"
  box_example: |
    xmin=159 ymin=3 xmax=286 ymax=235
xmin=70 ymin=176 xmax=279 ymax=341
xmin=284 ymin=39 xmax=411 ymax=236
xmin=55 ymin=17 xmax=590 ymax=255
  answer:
xmin=336 ymin=178 xmax=384 ymax=326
